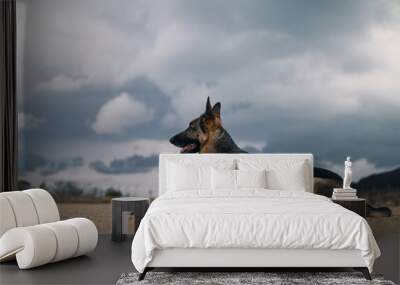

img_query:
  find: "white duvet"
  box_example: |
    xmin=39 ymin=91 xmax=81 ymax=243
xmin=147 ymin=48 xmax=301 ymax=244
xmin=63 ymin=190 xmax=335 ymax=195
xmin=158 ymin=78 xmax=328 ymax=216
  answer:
xmin=131 ymin=190 xmax=380 ymax=273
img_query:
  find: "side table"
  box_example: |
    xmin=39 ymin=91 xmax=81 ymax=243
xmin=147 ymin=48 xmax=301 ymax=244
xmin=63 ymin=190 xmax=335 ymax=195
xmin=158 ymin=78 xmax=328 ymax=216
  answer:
xmin=112 ymin=197 xmax=150 ymax=242
xmin=331 ymin=198 xmax=366 ymax=218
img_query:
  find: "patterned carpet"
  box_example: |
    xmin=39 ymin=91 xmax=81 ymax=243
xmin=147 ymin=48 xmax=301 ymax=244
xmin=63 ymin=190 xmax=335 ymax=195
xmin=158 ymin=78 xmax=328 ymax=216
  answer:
xmin=117 ymin=271 xmax=396 ymax=285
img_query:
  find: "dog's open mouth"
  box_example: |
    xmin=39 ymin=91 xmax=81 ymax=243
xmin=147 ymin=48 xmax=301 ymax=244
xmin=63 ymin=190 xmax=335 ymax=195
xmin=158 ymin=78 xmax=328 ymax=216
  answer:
xmin=180 ymin=143 xmax=198 ymax=153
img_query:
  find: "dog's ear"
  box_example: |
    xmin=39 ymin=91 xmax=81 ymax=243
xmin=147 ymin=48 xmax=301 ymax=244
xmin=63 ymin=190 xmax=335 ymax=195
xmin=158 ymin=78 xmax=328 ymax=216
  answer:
xmin=205 ymin=97 xmax=213 ymax=116
xmin=212 ymin=102 xmax=221 ymax=118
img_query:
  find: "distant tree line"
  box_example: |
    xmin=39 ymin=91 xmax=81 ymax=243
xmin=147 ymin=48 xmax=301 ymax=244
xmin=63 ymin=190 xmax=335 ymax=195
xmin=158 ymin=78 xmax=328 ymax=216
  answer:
xmin=17 ymin=179 xmax=125 ymax=203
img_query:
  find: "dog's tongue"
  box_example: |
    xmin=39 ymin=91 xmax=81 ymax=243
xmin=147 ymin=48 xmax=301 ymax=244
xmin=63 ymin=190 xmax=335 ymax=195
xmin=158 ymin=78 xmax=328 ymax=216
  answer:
xmin=180 ymin=144 xmax=195 ymax=153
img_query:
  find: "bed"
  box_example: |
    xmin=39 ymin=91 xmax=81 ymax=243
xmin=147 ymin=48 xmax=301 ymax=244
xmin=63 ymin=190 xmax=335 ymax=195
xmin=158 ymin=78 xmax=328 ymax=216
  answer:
xmin=131 ymin=154 xmax=380 ymax=280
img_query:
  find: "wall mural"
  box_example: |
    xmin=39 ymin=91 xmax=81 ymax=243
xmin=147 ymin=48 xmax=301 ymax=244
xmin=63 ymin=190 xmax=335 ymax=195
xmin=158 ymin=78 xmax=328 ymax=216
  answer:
xmin=16 ymin=1 xmax=399 ymax=228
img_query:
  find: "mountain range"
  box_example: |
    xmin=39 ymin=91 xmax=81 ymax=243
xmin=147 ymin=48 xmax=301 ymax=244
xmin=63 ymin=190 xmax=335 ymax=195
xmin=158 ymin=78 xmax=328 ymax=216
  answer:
xmin=354 ymin=167 xmax=400 ymax=191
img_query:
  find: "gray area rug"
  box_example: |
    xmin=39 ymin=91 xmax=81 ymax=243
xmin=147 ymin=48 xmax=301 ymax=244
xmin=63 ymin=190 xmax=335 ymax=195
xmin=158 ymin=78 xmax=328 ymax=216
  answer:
xmin=116 ymin=272 xmax=396 ymax=285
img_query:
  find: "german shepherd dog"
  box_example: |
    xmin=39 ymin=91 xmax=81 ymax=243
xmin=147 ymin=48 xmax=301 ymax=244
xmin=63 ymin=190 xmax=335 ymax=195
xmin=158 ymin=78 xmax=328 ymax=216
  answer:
xmin=169 ymin=97 xmax=246 ymax=154
xmin=169 ymin=97 xmax=391 ymax=217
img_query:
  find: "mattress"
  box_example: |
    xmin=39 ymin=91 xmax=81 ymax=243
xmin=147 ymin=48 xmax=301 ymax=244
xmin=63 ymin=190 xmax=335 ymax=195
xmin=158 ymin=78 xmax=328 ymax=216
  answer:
xmin=131 ymin=190 xmax=380 ymax=273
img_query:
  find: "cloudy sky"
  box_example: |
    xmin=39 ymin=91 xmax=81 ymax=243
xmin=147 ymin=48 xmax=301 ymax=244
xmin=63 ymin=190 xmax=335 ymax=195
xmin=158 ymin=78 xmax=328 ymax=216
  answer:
xmin=17 ymin=0 xmax=400 ymax=195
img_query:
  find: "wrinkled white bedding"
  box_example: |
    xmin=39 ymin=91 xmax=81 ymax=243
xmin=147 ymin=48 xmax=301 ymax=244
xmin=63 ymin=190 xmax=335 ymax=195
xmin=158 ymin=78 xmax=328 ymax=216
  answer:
xmin=131 ymin=190 xmax=380 ymax=273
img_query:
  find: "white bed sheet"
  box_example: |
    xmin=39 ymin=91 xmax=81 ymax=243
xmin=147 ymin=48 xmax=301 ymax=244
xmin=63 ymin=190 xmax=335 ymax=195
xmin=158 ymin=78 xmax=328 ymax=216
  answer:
xmin=131 ymin=190 xmax=380 ymax=273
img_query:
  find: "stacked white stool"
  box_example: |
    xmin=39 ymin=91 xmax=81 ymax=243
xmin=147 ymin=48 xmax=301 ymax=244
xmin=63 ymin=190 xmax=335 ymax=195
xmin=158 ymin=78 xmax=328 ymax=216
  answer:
xmin=0 ymin=189 xmax=98 ymax=269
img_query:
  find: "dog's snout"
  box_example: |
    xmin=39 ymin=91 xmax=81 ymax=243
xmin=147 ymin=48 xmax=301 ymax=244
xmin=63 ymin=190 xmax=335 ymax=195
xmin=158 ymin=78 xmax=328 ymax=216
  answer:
xmin=169 ymin=136 xmax=176 ymax=144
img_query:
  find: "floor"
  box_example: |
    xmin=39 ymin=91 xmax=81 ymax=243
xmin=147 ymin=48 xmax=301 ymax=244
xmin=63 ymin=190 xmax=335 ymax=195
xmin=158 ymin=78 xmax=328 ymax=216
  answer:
xmin=0 ymin=235 xmax=133 ymax=285
xmin=1 ymin=234 xmax=399 ymax=285
xmin=374 ymin=233 xmax=400 ymax=284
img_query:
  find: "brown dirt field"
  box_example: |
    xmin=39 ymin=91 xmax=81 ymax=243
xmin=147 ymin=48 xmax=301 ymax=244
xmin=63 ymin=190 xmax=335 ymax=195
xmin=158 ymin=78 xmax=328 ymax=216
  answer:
xmin=390 ymin=206 xmax=400 ymax=216
xmin=368 ymin=206 xmax=400 ymax=236
xmin=58 ymin=203 xmax=112 ymax=234
xmin=368 ymin=217 xmax=400 ymax=236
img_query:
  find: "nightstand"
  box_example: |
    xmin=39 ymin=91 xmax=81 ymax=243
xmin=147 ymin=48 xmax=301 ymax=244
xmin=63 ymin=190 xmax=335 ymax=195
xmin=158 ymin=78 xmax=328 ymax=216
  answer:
xmin=331 ymin=198 xmax=366 ymax=218
xmin=112 ymin=197 xmax=150 ymax=242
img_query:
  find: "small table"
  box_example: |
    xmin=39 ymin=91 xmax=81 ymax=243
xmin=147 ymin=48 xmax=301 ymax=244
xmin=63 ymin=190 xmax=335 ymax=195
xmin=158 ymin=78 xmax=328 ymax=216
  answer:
xmin=331 ymin=198 xmax=366 ymax=218
xmin=112 ymin=197 xmax=150 ymax=242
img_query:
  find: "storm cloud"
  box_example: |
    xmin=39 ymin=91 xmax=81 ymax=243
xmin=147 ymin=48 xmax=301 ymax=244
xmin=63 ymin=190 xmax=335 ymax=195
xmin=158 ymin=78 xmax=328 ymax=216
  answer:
xmin=90 ymin=154 xmax=158 ymax=174
xmin=17 ymin=0 xmax=400 ymax=188
xmin=19 ymin=153 xmax=84 ymax=176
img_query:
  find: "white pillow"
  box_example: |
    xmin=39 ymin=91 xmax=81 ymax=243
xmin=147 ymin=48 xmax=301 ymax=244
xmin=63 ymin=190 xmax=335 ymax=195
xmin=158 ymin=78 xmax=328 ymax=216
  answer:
xmin=211 ymin=168 xmax=236 ymax=190
xmin=238 ymin=159 xmax=307 ymax=191
xmin=167 ymin=162 xmax=210 ymax=191
xmin=236 ymin=169 xmax=267 ymax=189
xmin=268 ymin=165 xmax=306 ymax=191
xmin=166 ymin=158 xmax=236 ymax=192
xmin=211 ymin=168 xmax=268 ymax=190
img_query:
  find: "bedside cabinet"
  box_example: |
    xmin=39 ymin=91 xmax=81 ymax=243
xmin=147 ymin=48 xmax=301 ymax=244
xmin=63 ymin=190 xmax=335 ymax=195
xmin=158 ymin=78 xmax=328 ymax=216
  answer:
xmin=112 ymin=197 xmax=150 ymax=242
xmin=331 ymin=198 xmax=366 ymax=218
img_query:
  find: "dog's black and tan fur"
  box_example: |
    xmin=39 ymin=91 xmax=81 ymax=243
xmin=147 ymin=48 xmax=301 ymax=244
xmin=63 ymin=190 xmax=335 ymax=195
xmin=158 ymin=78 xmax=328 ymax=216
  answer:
xmin=170 ymin=97 xmax=245 ymax=154
xmin=169 ymin=97 xmax=391 ymax=217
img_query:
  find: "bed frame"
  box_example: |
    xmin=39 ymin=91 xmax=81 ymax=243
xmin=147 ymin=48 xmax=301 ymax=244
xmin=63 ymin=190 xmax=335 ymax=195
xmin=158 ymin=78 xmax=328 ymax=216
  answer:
xmin=140 ymin=248 xmax=370 ymax=280
xmin=139 ymin=154 xmax=371 ymax=280
xmin=140 ymin=249 xmax=370 ymax=280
